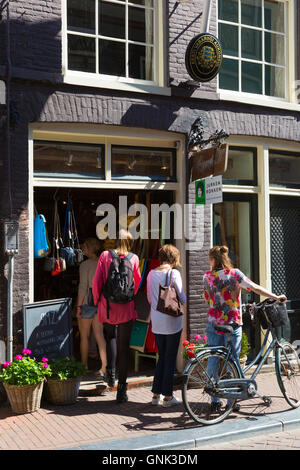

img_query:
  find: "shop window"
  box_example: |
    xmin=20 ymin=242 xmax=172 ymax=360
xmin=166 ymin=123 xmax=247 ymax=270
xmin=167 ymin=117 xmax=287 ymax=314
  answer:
xmin=213 ymin=196 xmax=258 ymax=302
xmin=111 ymin=146 xmax=176 ymax=181
xmin=67 ymin=0 xmax=155 ymax=82
xmin=218 ymin=0 xmax=287 ymax=98
xmin=269 ymin=151 xmax=300 ymax=189
xmin=34 ymin=141 xmax=105 ymax=179
xmin=222 ymin=146 xmax=257 ymax=186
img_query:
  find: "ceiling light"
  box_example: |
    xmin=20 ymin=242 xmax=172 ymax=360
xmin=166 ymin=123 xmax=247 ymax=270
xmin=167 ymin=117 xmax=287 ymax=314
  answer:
xmin=96 ymin=156 xmax=102 ymax=169
xmin=65 ymin=153 xmax=73 ymax=167
xmin=128 ymin=156 xmax=136 ymax=170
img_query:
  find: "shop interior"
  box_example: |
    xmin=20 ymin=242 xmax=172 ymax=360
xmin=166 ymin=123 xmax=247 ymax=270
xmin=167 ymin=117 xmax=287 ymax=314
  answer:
xmin=33 ymin=187 xmax=175 ymax=374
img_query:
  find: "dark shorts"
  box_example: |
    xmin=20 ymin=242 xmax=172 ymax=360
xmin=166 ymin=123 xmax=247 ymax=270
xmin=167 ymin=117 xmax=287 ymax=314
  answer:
xmin=81 ymin=305 xmax=97 ymax=319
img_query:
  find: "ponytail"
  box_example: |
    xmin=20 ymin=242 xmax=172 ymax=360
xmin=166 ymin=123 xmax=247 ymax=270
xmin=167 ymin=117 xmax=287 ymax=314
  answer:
xmin=209 ymin=245 xmax=232 ymax=270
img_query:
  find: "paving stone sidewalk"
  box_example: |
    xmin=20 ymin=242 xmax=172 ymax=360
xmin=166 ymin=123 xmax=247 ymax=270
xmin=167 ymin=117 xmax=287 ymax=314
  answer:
xmin=0 ymin=371 xmax=296 ymax=450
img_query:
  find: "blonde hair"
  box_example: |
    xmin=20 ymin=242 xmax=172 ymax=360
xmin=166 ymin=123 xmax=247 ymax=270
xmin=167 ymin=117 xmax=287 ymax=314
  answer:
xmin=84 ymin=238 xmax=102 ymax=257
xmin=209 ymin=245 xmax=232 ymax=270
xmin=115 ymin=229 xmax=134 ymax=255
xmin=158 ymin=244 xmax=181 ymax=268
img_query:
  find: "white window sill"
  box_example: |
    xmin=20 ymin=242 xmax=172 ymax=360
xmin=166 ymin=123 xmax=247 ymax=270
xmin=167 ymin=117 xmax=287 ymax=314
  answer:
xmin=219 ymin=90 xmax=300 ymax=113
xmin=63 ymin=72 xmax=171 ymax=97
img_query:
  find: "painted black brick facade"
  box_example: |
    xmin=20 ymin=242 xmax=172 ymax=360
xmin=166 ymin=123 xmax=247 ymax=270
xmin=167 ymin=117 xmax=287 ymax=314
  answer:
xmin=0 ymin=0 xmax=299 ymax=355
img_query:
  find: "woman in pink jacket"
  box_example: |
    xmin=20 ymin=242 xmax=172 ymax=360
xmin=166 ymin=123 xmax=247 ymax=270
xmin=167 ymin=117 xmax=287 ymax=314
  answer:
xmin=92 ymin=230 xmax=141 ymax=403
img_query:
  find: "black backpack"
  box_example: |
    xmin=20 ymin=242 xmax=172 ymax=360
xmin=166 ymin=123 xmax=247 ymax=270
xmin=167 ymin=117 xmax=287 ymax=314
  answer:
xmin=102 ymin=250 xmax=135 ymax=319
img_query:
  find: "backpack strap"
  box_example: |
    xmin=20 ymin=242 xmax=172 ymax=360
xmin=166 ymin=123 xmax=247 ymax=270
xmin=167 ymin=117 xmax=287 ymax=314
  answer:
xmin=109 ymin=249 xmax=119 ymax=259
xmin=125 ymin=252 xmax=134 ymax=262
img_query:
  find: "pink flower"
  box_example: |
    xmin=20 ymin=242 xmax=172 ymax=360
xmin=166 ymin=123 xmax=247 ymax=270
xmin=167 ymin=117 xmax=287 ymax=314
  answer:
xmin=202 ymin=336 xmax=207 ymax=342
xmin=22 ymin=348 xmax=31 ymax=355
xmin=194 ymin=334 xmax=202 ymax=341
xmin=15 ymin=355 xmax=23 ymax=361
xmin=41 ymin=357 xmax=48 ymax=363
xmin=42 ymin=363 xmax=49 ymax=368
xmin=66 ymin=357 xmax=70 ymax=361
xmin=3 ymin=361 xmax=11 ymax=368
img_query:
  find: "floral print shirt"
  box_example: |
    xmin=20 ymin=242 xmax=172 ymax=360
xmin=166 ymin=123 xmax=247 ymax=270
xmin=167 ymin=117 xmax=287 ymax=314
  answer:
xmin=203 ymin=268 xmax=255 ymax=325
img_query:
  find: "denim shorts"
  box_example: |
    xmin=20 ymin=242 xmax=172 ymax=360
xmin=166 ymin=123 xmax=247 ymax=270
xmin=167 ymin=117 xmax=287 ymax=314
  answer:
xmin=80 ymin=305 xmax=97 ymax=319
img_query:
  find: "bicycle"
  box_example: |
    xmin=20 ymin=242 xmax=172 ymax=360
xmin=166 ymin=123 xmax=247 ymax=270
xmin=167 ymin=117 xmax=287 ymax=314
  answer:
xmin=182 ymin=300 xmax=300 ymax=426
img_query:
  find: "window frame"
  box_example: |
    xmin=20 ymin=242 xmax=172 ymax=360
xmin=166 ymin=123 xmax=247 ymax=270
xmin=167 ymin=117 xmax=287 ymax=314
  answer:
xmin=217 ymin=0 xmax=295 ymax=103
xmin=269 ymin=149 xmax=300 ymax=189
xmin=222 ymin=145 xmax=258 ymax=186
xmin=33 ymin=140 xmax=106 ymax=180
xmin=111 ymin=144 xmax=177 ymax=182
xmin=62 ymin=0 xmax=169 ymax=94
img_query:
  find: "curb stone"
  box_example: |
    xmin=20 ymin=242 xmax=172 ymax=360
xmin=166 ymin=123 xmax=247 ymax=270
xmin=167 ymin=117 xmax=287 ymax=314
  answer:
xmin=63 ymin=408 xmax=300 ymax=451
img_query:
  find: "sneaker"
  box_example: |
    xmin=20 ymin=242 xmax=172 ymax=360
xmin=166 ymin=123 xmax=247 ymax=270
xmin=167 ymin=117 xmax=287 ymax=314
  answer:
xmin=95 ymin=370 xmax=106 ymax=382
xmin=151 ymin=395 xmax=162 ymax=405
xmin=162 ymin=396 xmax=179 ymax=408
xmin=105 ymin=369 xmax=116 ymax=388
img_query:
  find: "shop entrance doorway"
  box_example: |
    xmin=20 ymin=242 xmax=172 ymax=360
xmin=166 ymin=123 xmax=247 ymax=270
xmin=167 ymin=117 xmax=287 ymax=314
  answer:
xmin=33 ymin=187 xmax=175 ymax=373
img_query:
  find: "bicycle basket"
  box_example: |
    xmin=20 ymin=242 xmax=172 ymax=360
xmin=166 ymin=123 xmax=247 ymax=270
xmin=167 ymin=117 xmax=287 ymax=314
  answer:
xmin=256 ymin=299 xmax=288 ymax=329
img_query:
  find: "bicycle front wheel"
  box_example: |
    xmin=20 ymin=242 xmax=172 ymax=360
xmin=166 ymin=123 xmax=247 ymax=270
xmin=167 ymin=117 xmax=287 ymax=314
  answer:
xmin=276 ymin=341 xmax=300 ymax=408
xmin=182 ymin=350 xmax=240 ymax=425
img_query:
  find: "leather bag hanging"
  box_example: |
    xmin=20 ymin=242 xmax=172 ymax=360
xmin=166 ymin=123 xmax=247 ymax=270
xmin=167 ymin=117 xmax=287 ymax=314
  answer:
xmin=156 ymin=270 xmax=184 ymax=318
xmin=60 ymin=197 xmax=76 ymax=267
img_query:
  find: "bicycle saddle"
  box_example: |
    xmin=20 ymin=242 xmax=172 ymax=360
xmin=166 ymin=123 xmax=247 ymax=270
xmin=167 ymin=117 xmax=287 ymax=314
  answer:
xmin=214 ymin=324 xmax=233 ymax=334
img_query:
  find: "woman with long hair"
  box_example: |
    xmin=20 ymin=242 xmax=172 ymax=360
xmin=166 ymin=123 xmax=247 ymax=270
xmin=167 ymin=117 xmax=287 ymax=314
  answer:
xmin=76 ymin=238 xmax=107 ymax=378
xmin=203 ymin=245 xmax=286 ymax=412
xmin=92 ymin=229 xmax=141 ymax=403
xmin=147 ymin=244 xmax=186 ymax=407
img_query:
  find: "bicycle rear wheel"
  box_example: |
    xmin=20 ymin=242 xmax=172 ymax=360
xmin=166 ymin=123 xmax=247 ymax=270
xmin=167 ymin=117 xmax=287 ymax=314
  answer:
xmin=182 ymin=350 xmax=240 ymax=425
xmin=276 ymin=341 xmax=300 ymax=408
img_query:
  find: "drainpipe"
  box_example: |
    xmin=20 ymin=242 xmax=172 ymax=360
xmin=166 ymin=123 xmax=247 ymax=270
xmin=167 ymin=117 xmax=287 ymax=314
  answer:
xmin=202 ymin=0 xmax=212 ymax=32
xmin=7 ymin=253 xmax=14 ymax=362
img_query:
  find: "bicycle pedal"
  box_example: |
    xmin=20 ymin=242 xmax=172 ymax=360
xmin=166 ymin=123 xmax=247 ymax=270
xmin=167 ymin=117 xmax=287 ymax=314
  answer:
xmin=262 ymin=396 xmax=272 ymax=406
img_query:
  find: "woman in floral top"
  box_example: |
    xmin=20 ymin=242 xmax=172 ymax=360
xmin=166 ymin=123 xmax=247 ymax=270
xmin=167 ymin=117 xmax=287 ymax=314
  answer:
xmin=203 ymin=245 xmax=286 ymax=413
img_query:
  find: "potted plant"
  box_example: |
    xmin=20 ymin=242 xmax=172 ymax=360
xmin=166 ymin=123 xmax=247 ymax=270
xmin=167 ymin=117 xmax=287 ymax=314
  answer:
xmin=0 ymin=349 xmax=51 ymax=414
xmin=240 ymin=331 xmax=250 ymax=367
xmin=44 ymin=356 xmax=86 ymax=405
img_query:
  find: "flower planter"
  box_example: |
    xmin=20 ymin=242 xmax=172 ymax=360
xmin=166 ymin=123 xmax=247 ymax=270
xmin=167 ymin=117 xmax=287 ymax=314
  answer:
xmin=4 ymin=381 xmax=44 ymax=414
xmin=44 ymin=377 xmax=81 ymax=405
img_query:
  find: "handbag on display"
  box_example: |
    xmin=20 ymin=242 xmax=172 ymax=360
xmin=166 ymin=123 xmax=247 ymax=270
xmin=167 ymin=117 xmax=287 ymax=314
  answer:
xmin=156 ymin=270 xmax=184 ymax=318
xmin=60 ymin=198 xmax=76 ymax=267
xmin=45 ymin=199 xmax=66 ymax=273
xmin=34 ymin=213 xmax=50 ymax=258
xmin=71 ymin=203 xmax=84 ymax=265
xmin=60 ymin=197 xmax=83 ymax=267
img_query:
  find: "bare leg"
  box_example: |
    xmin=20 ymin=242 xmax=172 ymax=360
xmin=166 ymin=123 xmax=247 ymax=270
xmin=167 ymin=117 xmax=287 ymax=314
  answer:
xmin=92 ymin=316 xmax=107 ymax=373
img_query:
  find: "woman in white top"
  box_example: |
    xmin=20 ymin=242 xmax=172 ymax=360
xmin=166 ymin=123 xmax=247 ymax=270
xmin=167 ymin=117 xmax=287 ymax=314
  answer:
xmin=147 ymin=244 xmax=186 ymax=407
xmin=76 ymin=238 xmax=107 ymax=378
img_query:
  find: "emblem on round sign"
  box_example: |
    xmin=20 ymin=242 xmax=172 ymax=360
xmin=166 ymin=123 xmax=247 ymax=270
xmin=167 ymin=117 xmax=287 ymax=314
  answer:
xmin=185 ymin=33 xmax=223 ymax=82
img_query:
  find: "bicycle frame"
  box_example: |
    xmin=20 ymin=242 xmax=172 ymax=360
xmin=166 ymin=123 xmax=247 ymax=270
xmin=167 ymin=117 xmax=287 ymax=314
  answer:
xmin=187 ymin=325 xmax=281 ymax=402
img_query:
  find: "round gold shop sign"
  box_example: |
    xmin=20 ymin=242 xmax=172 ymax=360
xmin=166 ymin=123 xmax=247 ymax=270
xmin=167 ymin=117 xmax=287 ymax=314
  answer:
xmin=185 ymin=33 xmax=223 ymax=82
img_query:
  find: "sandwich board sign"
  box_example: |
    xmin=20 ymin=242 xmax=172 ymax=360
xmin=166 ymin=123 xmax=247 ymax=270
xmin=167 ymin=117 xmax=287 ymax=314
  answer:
xmin=195 ymin=175 xmax=223 ymax=205
xmin=23 ymin=298 xmax=73 ymax=360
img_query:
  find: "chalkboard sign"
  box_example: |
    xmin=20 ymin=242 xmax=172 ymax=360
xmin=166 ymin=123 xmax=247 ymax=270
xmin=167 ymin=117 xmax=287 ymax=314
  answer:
xmin=23 ymin=298 xmax=73 ymax=360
